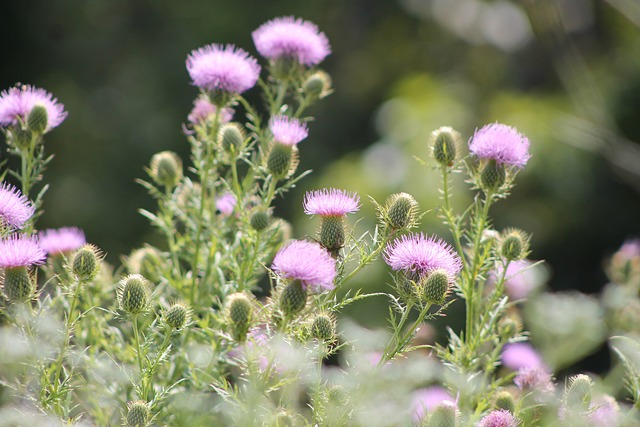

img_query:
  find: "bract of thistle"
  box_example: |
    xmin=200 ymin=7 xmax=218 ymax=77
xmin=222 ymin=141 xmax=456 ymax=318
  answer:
xmin=303 ymin=188 xmax=360 ymax=217
xmin=269 ymin=115 xmax=308 ymax=146
xmin=0 ymin=85 xmax=67 ymax=132
xmin=469 ymin=123 xmax=530 ymax=168
xmin=186 ymin=44 xmax=261 ymax=95
xmin=252 ymin=16 xmax=331 ymax=66
xmin=39 ymin=227 xmax=86 ymax=256
xmin=271 ymin=240 xmax=336 ymax=291
xmin=0 ymin=234 xmax=46 ymax=268
xmin=384 ymin=233 xmax=462 ymax=281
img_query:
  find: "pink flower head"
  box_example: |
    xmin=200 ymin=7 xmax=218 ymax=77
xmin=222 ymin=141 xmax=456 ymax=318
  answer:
xmin=617 ymin=238 xmax=640 ymax=259
xmin=187 ymin=95 xmax=234 ymax=124
xmin=496 ymin=260 xmax=541 ymax=301
xmin=271 ymin=240 xmax=336 ymax=291
xmin=469 ymin=123 xmax=530 ymax=168
xmin=186 ymin=44 xmax=260 ymax=94
xmin=588 ymin=395 xmax=620 ymax=425
xmin=0 ymin=234 xmax=46 ymax=268
xmin=39 ymin=227 xmax=86 ymax=256
xmin=252 ymin=16 xmax=331 ymax=66
xmin=514 ymin=366 xmax=554 ymax=394
xmin=269 ymin=115 xmax=308 ymax=146
xmin=477 ymin=409 xmax=519 ymax=427
xmin=0 ymin=85 xmax=67 ymax=131
xmin=384 ymin=233 xmax=462 ymax=280
xmin=501 ymin=342 xmax=544 ymax=370
xmin=412 ymin=386 xmax=456 ymax=423
xmin=303 ymin=188 xmax=360 ymax=217
xmin=215 ymin=192 xmax=237 ymax=216
xmin=0 ymin=182 xmax=35 ymax=229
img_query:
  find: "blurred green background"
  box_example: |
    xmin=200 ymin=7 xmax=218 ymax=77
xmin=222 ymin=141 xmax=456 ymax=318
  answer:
xmin=3 ymin=0 xmax=640 ymax=318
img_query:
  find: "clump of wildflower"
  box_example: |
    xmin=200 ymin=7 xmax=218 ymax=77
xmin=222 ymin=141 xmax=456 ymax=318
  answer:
xmin=412 ymin=386 xmax=456 ymax=423
xmin=0 ymin=85 xmax=67 ymax=133
xmin=432 ymin=126 xmax=461 ymax=167
xmin=39 ymin=227 xmax=86 ymax=256
xmin=186 ymin=44 xmax=260 ymax=103
xmin=216 ymin=192 xmax=237 ymax=216
xmin=118 ymin=274 xmax=151 ymax=316
xmin=187 ymin=95 xmax=233 ymax=125
xmin=501 ymin=342 xmax=544 ymax=370
xmin=0 ymin=183 xmax=35 ymax=229
xmin=476 ymin=409 xmax=519 ymax=427
xmin=72 ymin=244 xmax=101 ymax=282
xmin=272 ymin=240 xmax=336 ymax=291
xmin=304 ymin=188 xmax=360 ymax=253
xmin=379 ymin=192 xmax=419 ymax=231
xmin=266 ymin=115 xmax=308 ymax=180
xmin=514 ymin=366 xmax=554 ymax=394
xmin=149 ymin=151 xmax=183 ymax=189
xmin=0 ymin=234 xmax=45 ymax=302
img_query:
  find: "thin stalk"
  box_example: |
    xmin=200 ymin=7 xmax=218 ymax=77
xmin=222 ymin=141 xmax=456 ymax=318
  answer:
xmin=132 ymin=315 xmax=145 ymax=384
xmin=341 ymin=233 xmax=390 ymax=286
xmin=143 ymin=329 xmax=172 ymax=401
xmin=378 ymin=302 xmax=413 ymax=367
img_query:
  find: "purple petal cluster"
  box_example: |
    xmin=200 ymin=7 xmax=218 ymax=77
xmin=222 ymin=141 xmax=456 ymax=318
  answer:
xmin=252 ymin=16 xmax=331 ymax=66
xmin=271 ymin=240 xmax=336 ymax=291
xmin=477 ymin=410 xmax=519 ymax=427
xmin=186 ymin=44 xmax=260 ymax=94
xmin=303 ymin=188 xmax=360 ymax=217
xmin=0 ymin=182 xmax=35 ymax=229
xmin=514 ymin=366 xmax=554 ymax=394
xmin=0 ymin=85 xmax=67 ymax=131
xmin=215 ymin=192 xmax=237 ymax=216
xmin=501 ymin=342 xmax=544 ymax=370
xmin=469 ymin=123 xmax=530 ymax=168
xmin=588 ymin=395 xmax=620 ymax=425
xmin=412 ymin=386 xmax=456 ymax=422
xmin=187 ymin=95 xmax=234 ymax=124
xmin=0 ymin=234 xmax=46 ymax=268
xmin=269 ymin=115 xmax=308 ymax=146
xmin=39 ymin=227 xmax=86 ymax=255
xmin=384 ymin=233 xmax=462 ymax=280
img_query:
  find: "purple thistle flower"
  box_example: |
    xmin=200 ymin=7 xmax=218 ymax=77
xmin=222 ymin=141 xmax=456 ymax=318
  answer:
xmin=496 ymin=259 xmax=542 ymax=301
xmin=0 ymin=234 xmax=46 ymax=268
xmin=0 ymin=85 xmax=67 ymax=131
xmin=0 ymin=182 xmax=35 ymax=229
xmin=303 ymin=188 xmax=360 ymax=217
xmin=39 ymin=227 xmax=86 ymax=256
xmin=269 ymin=115 xmax=308 ymax=146
xmin=514 ymin=366 xmax=554 ymax=394
xmin=477 ymin=409 xmax=519 ymax=427
xmin=186 ymin=44 xmax=260 ymax=94
xmin=412 ymin=386 xmax=456 ymax=422
xmin=588 ymin=395 xmax=620 ymax=426
xmin=187 ymin=95 xmax=234 ymax=124
xmin=469 ymin=123 xmax=530 ymax=168
xmin=384 ymin=233 xmax=462 ymax=280
xmin=252 ymin=16 xmax=331 ymax=66
xmin=215 ymin=192 xmax=237 ymax=216
xmin=501 ymin=342 xmax=545 ymax=370
xmin=272 ymin=240 xmax=336 ymax=291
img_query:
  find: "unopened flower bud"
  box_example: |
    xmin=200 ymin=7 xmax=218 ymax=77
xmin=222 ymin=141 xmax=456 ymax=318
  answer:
xmin=565 ymin=374 xmax=592 ymax=410
xmin=267 ymin=143 xmax=296 ymax=180
xmin=218 ymin=123 xmax=245 ymax=152
xmin=127 ymin=247 xmax=162 ymax=283
xmin=272 ymin=409 xmax=295 ymax=427
xmin=280 ymin=280 xmax=307 ymax=318
xmin=397 ymin=277 xmax=418 ymax=304
xmin=12 ymin=127 xmax=33 ymax=150
xmin=165 ymin=303 xmax=188 ymax=330
xmin=500 ymin=229 xmax=529 ymax=261
xmin=427 ymin=401 xmax=457 ymax=427
xmin=303 ymin=71 xmax=332 ymax=99
xmin=311 ymin=313 xmax=335 ymax=341
xmin=432 ymin=127 xmax=460 ymax=167
xmin=494 ymin=390 xmax=516 ymax=413
xmin=480 ymin=160 xmax=506 ymax=192
xmin=72 ymin=244 xmax=100 ymax=281
xmin=227 ymin=293 xmax=253 ymax=342
xmin=319 ymin=216 xmax=345 ymax=254
xmin=250 ymin=210 xmax=270 ymax=231
xmin=118 ymin=274 xmax=150 ymax=316
xmin=4 ymin=266 xmax=34 ymax=303
xmin=150 ymin=151 xmax=182 ymax=188
xmin=424 ymin=269 xmax=450 ymax=305
xmin=126 ymin=400 xmax=149 ymax=427
xmin=27 ymin=105 xmax=48 ymax=134
xmin=383 ymin=193 xmax=419 ymax=230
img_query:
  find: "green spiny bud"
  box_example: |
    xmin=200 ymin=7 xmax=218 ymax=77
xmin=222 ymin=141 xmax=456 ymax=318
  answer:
xmin=432 ymin=127 xmax=460 ymax=167
xmin=494 ymin=390 xmax=516 ymax=413
xmin=118 ymin=274 xmax=150 ymax=316
xmin=272 ymin=409 xmax=295 ymax=427
xmin=280 ymin=281 xmax=307 ymax=318
xmin=480 ymin=160 xmax=506 ymax=192
xmin=326 ymin=385 xmax=348 ymax=406
xmin=227 ymin=293 xmax=253 ymax=342
xmin=250 ymin=210 xmax=270 ymax=231
xmin=27 ymin=105 xmax=48 ymax=134
xmin=319 ymin=216 xmax=345 ymax=253
xmin=218 ymin=123 xmax=245 ymax=152
xmin=165 ymin=303 xmax=189 ymax=330
xmin=498 ymin=317 xmax=521 ymax=340
xmin=127 ymin=247 xmax=162 ymax=283
xmin=424 ymin=269 xmax=450 ymax=305
xmin=427 ymin=402 xmax=456 ymax=427
xmin=311 ymin=313 xmax=335 ymax=341
xmin=267 ymin=143 xmax=296 ymax=180
xmin=565 ymin=374 xmax=592 ymax=410
xmin=303 ymin=71 xmax=332 ymax=99
xmin=500 ymin=229 xmax=529 ymax=261
xmin=4 ymin=266 xmax=34 ymax=303
xmin=383 ymin=193 xmax=419 ymax=230
xmin=12 ymin=126 xmax=33 ymax=150
xmin=72 ymin=244 xmax=100 ymax=282
xmin=126 ymin=401 xmax=149 ymax=427
xmin=397 ymin=276 xmax=418 ymax=303
xmin=150 ymin=151 xmax=182 ymax=188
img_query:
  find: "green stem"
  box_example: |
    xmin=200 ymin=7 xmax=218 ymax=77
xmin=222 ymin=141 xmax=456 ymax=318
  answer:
xmin=378 ymin=302 xmax=414 ymax=366
xmin=440 ymin=165 xmax=464 ymax=259
xmin=341 ymin=233 xmax=391 ymax=286
xmin=132 ymin=315 xmax=145 ymax=394
xmin=143 ymin=329 xmax=172 ymax=401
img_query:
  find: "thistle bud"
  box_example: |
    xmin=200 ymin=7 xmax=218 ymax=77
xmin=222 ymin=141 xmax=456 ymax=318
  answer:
xmin=218 ymin=123 xmax=245 ymax=152
xmin=397 ymin=277 xmax=418 ymax=304
xmin=27 ymin=105 xmax=48 ymax=134
xmin=319 ymin=216 xmax=345 ymax=254
xmin=565 ymin=374 xmax=592 ymax=410
xmin=150 ymin=151 xmax=183 ymax=188
xmin=427 ymin=402 xmax=457 ymax=427
xmin=72 ymin=244 xmax=100 ymax=282
xmin=12 ymin=127 xmax=33 ymax=150
xmin=424 ymin=269 xmax=450 ymax=305
xmin=118 ymin=274 xmax=150 ymax=316
xmin=267 ymin=143 xmax=295 ymax=180
xmin=311 ymin=313 xmax=335 ymax=341
xmin=126 ymin=247 xmax=162 ymax=283
xmin=272 ymin=409 xmax=295 ymax=427
xmin=303 ymin=71 xmax=332 ymax=99
xmin=227 ymin=293 xmax=253 ymax=342
xmin=480 ymin=160 xmax=506 ymax=192
xmin=126 ymin=401 xmax=149 ymax=427
xmin=494 ymin=390 xmax=516 ymax=413
xmin=250 ymin=210 xmax=270 ymax=231
xmin=280 ymin=280 xmax=307 ymax=318
xmin=500 ymin=229 xmax=529 ymax=261
xmin=165 ymin=303 xmax=188 ymax=330
xmin=4 ymin=266 xmax=34 ymax=303
xmin=432 ymin=127 xmax=460 ymax=167
xmin=383 ymin=193 xmax=419 ymax=230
